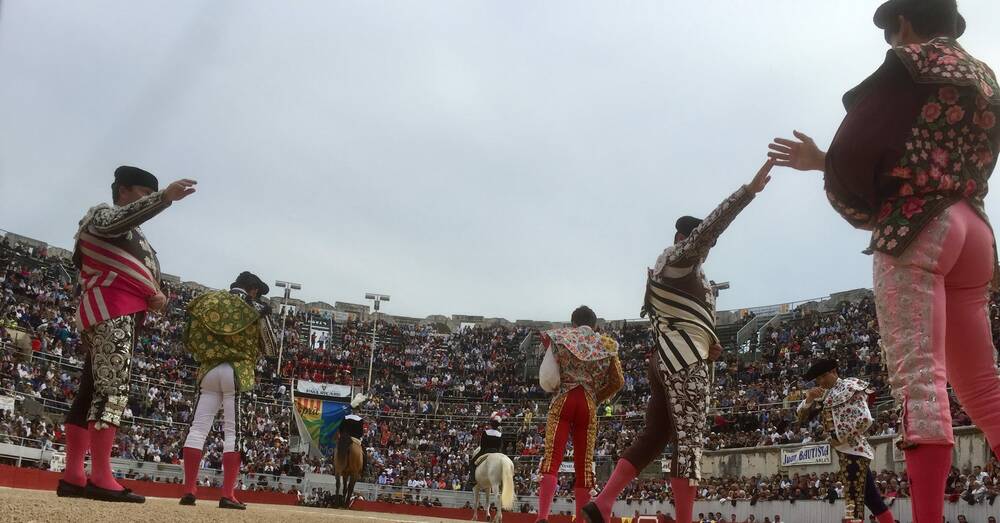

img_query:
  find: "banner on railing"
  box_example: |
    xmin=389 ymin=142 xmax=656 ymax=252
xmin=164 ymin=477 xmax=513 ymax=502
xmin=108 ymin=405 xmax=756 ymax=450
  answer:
xmin=558 ymin=461 xmax=595 ymax=474
xmin=296 ymin=380 xmax=352 ymax=398
xmin=0 ymin=395 xmax=14 ymax=413
xmin=780 ymin=444 xmax=831 ymax=467
xmin=49 ymin=451 xmax=66 ymax=472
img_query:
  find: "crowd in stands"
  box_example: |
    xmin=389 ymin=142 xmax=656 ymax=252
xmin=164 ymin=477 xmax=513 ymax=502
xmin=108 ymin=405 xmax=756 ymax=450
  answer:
xmin=612 ymin=460 xmax=1000 ymax=506
xmin=3 ymin=232 xmax=999 ymax=508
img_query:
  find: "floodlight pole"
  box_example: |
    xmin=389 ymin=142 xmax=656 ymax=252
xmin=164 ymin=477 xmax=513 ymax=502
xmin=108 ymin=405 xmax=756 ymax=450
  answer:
xmin=364 ymin=293 xmax=390 ymax=393
xmin=275 ymin=280 xmax=302 ymax=377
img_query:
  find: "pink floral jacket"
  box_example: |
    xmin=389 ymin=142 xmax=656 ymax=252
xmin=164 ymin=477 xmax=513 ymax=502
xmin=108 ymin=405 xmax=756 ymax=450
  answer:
xmin=825 ymin=37 xmax=1000 ymax=258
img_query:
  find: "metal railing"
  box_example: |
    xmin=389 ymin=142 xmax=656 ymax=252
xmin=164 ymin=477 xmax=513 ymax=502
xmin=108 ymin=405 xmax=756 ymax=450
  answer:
xmin=0 ymin=386 xmax=290 ymax=432
xmin=0 ymin=435 xmax=62 ymax=468
xmin=2 ymin=343 xmax=293 ymax=408
xmin=735 ymin=315 xmax=764 ymax=349
xmin=718 ymin=294 xmax=835 ymax=319
xmin=0 ymin=434 xmax=62 ymax=451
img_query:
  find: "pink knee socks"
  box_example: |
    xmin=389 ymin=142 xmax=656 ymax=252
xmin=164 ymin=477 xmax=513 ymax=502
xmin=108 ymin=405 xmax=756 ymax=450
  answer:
xmin=62 ymin=424 xmax=90 ymax=487
xmin=221 ymin=451 xmax=241 ymax=502
xmin=182 ymin=447 xmax=202 ymax=496
xmin=88 ymin=421 xmax=123 ymax=492
xmin=593 ymin=459 xmax=638 ymax=520
xmin=670 ymin=477 xmax=696 ymax=523
xmin=905 ymin=444 xmax=952 ymax=523
xmin=536 ymin=473 xmax=557 ymax=522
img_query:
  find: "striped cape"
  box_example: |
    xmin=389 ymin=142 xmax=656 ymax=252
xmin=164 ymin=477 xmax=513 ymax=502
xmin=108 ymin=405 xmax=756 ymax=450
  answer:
xmin=75 ymin=231 xmax=159 ymax=329
xmin=642 ymin=276 xmax=720 ymax=374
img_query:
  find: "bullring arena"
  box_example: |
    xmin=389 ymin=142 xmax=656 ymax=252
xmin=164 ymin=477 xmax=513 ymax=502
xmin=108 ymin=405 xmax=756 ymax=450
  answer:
xmin=4 ymin=231 xmax=998 ymax=522
xmin=4 ymin=2 xmax=1000 ymax=523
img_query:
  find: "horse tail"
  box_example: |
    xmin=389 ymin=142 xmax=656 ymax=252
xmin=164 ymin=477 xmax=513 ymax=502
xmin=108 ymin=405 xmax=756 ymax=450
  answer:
xmin=336 ymin=430 xmax=350 ymax=466
xmin=500 ymin=456 xmax=515 ymax=511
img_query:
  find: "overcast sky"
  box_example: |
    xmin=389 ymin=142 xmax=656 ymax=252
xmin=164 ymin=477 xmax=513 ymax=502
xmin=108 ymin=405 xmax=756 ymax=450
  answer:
xmin=2 ymin=1 xmax=999 ymax=322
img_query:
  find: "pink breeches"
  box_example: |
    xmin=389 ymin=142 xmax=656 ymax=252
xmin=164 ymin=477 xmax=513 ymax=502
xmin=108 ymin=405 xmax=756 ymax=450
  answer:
xmin=874 ymin=200 xmax=1000 ymax=447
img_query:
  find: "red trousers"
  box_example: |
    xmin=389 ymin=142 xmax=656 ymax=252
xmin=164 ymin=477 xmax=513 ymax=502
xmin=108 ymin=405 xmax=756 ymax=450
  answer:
xmin=539 ymin=387 xmax=597 ymax=488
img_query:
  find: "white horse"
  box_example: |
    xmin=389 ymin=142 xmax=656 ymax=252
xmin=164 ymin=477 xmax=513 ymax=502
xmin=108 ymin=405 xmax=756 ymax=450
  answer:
xmin=471 ymin=451 xmax=515 ymax=523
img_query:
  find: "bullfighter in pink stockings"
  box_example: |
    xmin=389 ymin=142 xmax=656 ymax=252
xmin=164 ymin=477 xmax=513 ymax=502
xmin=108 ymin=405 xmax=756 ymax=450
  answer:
xmin=582 ymin=159 xmax=774 ymax=523
xmin=769 ymin=1 xmax=1000 ymax=521
xmin=58 ymin=167 xmax=196 ymax=503
xmin=178 ymin=272 xmax=277 ymax=510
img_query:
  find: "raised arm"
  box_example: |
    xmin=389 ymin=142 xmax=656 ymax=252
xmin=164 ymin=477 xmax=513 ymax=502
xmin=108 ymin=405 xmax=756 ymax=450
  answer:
xmin=87 ymin=191 xmax=171 ymax=237
xmin=653 ymin=159 xmax=773 ymax=274
xmin=86 ymin=179 xmax=197 ymax=237
xmin=796 ymin=387 xmax=824 ymax=423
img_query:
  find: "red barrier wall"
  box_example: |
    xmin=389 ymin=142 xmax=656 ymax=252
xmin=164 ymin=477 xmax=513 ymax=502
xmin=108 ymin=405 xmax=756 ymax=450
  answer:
xmin=352 ymin=501 xmax=583 ymax=523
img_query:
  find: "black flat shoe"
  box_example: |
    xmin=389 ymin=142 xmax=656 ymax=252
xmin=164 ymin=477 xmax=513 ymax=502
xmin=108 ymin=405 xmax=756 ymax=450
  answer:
xmin=581 ymin=502 xmax=605 ymax=523
xmin=179 ymin=493 xmax=197 ymax=506
xmin=219 ymin=497 xmax=246 ymax=510
xmin=56 ymin=479 xmax=87 ymax=498
xmin=84 ymin=482 xmax=146 ymax=503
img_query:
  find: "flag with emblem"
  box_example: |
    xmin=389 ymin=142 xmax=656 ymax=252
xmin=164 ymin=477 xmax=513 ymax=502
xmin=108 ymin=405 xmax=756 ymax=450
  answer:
xmin=293 ymin=390 xmax=350 ymax=453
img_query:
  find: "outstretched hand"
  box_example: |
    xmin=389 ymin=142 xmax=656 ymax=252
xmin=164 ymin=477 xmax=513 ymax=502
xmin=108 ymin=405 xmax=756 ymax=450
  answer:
xmin=164 ymin=179 xmax=197 ymax=202
xmin=767 ymin=131 xmax=826 ymax=172
xmin=805 ymin=387 xmax=824 ymax=402
xmin=147 ymin=292 xmax=167 ymax=313
xmin=748 ymin=159 xmax=775 ymax=194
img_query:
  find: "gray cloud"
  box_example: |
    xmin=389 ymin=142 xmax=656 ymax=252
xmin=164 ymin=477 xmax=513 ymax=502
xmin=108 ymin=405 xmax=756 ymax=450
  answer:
xmin=2 ymin=0 xmax=999 ymax=321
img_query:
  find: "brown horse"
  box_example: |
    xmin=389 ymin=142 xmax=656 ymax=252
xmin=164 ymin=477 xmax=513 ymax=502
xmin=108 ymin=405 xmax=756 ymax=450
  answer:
xmin=333 ymin=430 xmax=364 ymax=508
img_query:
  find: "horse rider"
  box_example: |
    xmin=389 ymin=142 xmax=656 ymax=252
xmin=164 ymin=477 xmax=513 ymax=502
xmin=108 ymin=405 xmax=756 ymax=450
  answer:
xmin=470 ymin=413 xmax=504 ymax=485
xmin=341 ymin=393 xmax=368 ymax=471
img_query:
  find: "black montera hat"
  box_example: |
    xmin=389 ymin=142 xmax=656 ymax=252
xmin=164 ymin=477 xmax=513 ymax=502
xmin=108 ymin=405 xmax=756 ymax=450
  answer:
xmin=675 ymin=216 xmax=703 ymax=237
xmin=113 ymin=166 xmax=159 ymax=191
xmin=803 ymin=358 xmax=838 ymax=381
xmin=231 ymin=271 xmax=269 ymax=296
xmin=874 ymin=0 xmax=966 ymax=39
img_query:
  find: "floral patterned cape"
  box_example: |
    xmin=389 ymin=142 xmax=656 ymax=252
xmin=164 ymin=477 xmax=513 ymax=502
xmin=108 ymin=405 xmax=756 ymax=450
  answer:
xmin=825 ymin=37 xmax=1000 ymax=263
xmin=540 ymin=326 xmax=624 ymax=404
xmin=184 ymin=290 xmax=265 ymax=391
xmin=822 ymin=377 xmax=875 ymax=459
xmin=541 ymin=326 xmax=618 ymax=361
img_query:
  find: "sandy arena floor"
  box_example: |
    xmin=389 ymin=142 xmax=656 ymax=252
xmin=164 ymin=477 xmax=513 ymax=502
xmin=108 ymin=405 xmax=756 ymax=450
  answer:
xmin=0 ymin=487 xmax=471 ymax=523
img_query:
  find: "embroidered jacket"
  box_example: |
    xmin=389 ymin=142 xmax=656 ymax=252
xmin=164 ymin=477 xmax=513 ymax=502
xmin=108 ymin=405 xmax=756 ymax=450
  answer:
xmin=644 ymin=185 xmax=755 ymax=374
xmin=825 ymin=37 xmax=1000 ymax=259
xmin=797 ymin=377 xmax=875 ymax=459
xmin=184 ymin=289 xmax=278 ymax=391
xmin=73 ymin=191 xmax=171 ymax=329
xmin=540 ymin=326 xmax=623 ymax=404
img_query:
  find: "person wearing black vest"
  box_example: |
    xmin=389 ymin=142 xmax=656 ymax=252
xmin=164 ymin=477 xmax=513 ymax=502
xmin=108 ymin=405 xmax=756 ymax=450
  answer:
xmin=469 ymin=415 xmax=503 ymax=485
xmin=340 ymin=394 xmax=367 ymax=473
